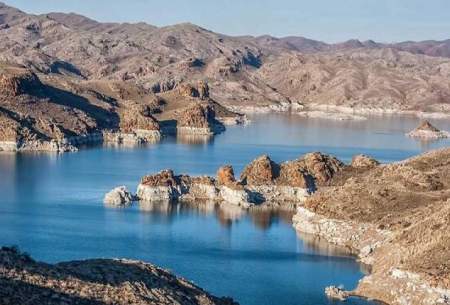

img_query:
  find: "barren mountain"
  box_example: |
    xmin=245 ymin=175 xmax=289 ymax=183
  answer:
xmin=1 ymin=2 xmax=450 ymax=151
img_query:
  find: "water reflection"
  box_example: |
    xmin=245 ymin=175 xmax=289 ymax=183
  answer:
xmin=176 ymin=133 xmax=214 ymax=145
xmin=134 ymin=200 xmax=296 ymax=231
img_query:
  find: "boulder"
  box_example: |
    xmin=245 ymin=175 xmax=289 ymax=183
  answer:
xmin=351 ymin=154 xmax=380 ymax=168
xmin=104 ymin=186 xmax=135 ymax=206
xmin=325 ymin=286 xmax=349 ymax=301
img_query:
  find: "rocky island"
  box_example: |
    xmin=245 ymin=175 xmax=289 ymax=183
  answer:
xmin=0 ymin=246 xmax=237 ymax=305
xmin=406 ymin=120 xmax=450 ymax=139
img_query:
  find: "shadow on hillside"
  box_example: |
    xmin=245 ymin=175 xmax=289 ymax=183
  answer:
xmin=0 ymin=278 xmax=106 ymax=305
xmin=41 ymin=85 xmax=120 ymax=129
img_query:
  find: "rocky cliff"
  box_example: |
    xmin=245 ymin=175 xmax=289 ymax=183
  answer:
xmin=131 ymin=152 xmax=345 ymax=208
xmin=0 ymin=246 xmax=237 ymax=305
xmin=293 ymin=148 xmax=450 ymax=305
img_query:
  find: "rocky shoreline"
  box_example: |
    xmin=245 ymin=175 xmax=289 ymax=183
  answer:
xmin=105 ymin=152 xmax=344 ymax=209
xmin=0 ymin=246 xmax=237 ymax=305
xmin=293 ymin=148 xmax=450 ymax=305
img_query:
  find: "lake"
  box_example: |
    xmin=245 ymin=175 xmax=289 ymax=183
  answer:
xmin=1 ymin=114 xmax=450 ymax=305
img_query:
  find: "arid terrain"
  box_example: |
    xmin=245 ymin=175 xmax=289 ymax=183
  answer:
xmin=0 ymin=246 xmax=236 ymax=305
xmin=1 ymin=2 xmax=450 ymax=151
xmin=294 ymin=148 xmax=450 ymax=305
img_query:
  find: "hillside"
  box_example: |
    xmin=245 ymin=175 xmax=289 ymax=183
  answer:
xmin=1 ymin=2 xmax=450 ymax=151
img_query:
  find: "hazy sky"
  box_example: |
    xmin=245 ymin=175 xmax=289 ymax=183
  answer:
xmin=4 ymin=0 xmax=450 ymax=43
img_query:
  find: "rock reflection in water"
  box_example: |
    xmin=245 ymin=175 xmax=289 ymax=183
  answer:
xmin=297 ymin=231 xmax=356 ymax=258
xmin=296 ymin=232 xmax=372 ymax=277
xmin=176 ymin=134 xmax=213 ymax=145
xmin=136 ymin=199 xmax=296 ymax=231
xmin=139 ymin=200 xmax=176 ymax=215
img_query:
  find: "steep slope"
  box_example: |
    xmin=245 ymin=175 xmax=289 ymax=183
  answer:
xmin=0 ymin=247 xmax=237 ymax=305
xmin=258 ymin=48 xmax=450 ymax=115
xmin=294 ymin=148 xmax=450 ymax=305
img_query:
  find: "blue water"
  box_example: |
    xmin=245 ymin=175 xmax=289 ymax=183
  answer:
xmin=1 ymin=114 xmax=449 ymax=305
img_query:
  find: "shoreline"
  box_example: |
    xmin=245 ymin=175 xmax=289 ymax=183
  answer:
xmin=2 ymin=104 xmax=450 ymax=153
xmin=293 ymin=207 xmax=450 ymax=305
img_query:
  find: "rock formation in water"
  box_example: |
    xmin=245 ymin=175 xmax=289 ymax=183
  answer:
xmin=177 ymin=103 xmax=225 ymax=135
xmin=0 ymin=246 xmax=237 ymax=305
xmin=406 ymin=120 xmax=450 ymax=139
xmin=104 ymin=186 xmax=136 ymax=206
xmin=293 ymin=148 xmax=450 ymax=305
xmin=133 ymin=152 xmax=345 ymax=207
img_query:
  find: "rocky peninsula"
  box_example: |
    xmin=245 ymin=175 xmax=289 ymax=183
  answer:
xmin=103 ymin=149 xmax=450 ymax=305
xmin=294 ymin=148 xmax=450 ymax=305
xmin=128 ymin=152 xmax=345 ymax=208
xmin=0 ymin=246 xmax=237 ymax=305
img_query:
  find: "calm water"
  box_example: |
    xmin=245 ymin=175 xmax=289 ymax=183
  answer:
xmin=1 ymin=114 xmax=450 ymax=305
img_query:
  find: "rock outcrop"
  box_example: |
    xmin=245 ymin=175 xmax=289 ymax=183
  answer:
xmin=293 ymin=148 xmax=450 ymax=305
xmin=325 ymin=286 xmax=349 ymax=301
xmin=137 ymin=170 xmax=183 ymax=202
xmin=134 ymin=152 xmax=345 ymax=207
xmin=104 ymin=186 xmax=136 ymax=206
xmin=351 ymin=154 xmax=380 ymax=168
xmin=406 ymin=120 xmax=450 ymax=139
xmin=177 ymin=103 xmax=224 ymax=135
xmin=0 ymin=65 xmax=42 ymax=97
xmin=0 ymin=246 xmax=237 ymax=305
xmin=240 ymin=155 xmax=279 ymax=186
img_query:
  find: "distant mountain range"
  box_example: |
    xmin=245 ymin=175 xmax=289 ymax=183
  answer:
xmin=1 ymin=1 xmax=450 ymax=149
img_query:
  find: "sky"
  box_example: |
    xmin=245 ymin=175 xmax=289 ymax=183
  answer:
xmin=4 ymin=0 xmax=450 ymax=43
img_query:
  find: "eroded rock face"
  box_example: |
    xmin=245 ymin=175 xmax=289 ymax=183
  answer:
xmin=119 ymin=108 xmax=160 ymax=133
xmin=177 ymin=103 xmax=223 ymax=135
xmin=216 ymin=165 xmax=244 ymax=190
xmin=303 ymin=152 xmax=345 ymax=185
xmin=0 ymin=247 xmax=237 ymax=305
xmin=240 ymin=155 xmax=279 ymax=186
xmin=104 ymin=186 xmax=135 ymax=206
xmin=295 ymin=148 xmax=450 ymax=305
xmin=277 ymin=160 xmax=315 ymax=189
xmin=0 ymin=66 xmax=42 ymax=97
xmin=137 ymin=170 xmax=181 ymax=202
xmin=351 ymin=154 xmax=380 ymax=169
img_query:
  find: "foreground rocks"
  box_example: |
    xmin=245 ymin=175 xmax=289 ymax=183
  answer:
xmin=0 ymin=247 xmax=237 ymax=305
xmin=293 ymin=148 xmax=450 ymax=305
xmin=406 ymin=120 xmax=450 ymax=139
